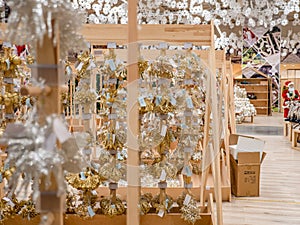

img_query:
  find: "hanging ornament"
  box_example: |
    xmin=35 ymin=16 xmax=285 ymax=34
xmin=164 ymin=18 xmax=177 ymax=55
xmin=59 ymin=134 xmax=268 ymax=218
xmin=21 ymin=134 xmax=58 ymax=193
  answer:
xmin=6 ymin=0 xmax=87 ymax=58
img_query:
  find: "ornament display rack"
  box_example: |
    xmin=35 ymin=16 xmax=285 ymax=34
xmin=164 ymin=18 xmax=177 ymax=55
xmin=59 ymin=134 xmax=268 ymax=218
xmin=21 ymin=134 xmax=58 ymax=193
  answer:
xmin=77 ymin=21 xmax=226 ymax=225
xmin=0 ymin=8 xmax=231 ymax=225
xmin=225 ymin=60 xmax=236 ymax=134
xmin=71 ymin=48 xmax=232 ymax=202
xmin=234 ymin=78 xmax=272 ymax=116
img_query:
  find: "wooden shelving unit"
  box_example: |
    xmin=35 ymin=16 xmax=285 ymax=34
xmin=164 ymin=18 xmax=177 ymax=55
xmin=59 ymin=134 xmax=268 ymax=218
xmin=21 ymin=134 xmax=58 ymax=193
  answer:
xmin=234 ymin=78 xmax=272 ymax=116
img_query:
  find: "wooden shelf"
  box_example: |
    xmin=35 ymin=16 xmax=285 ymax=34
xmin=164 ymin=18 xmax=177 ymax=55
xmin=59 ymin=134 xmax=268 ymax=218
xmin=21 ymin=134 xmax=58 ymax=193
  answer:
xmin=245 ymin=91 xmax=268 ymax=94
xmin=249 ymin=99 xmax=268 ymax=102
xmin=3 ymin=214 xmax=214 ymax=225
xmin=96 ymin=163 xmax=231 ymax=202
xmin=234 ymin=78 xmax=272 ymax=116
xmin=239 ymin=84 xmax=268 ymax=87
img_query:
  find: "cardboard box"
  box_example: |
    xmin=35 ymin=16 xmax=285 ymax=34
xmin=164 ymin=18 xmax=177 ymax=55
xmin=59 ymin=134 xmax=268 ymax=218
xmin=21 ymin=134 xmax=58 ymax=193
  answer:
xmin=229 ymin=134 xmax=266 ymax=197
xmin=229 ymin=134 xmax=265 ymax=160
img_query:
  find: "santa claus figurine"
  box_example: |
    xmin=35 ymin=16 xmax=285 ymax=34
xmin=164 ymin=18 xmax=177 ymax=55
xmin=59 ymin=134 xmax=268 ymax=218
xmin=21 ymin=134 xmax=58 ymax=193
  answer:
xmin=282 ymin=81 xmax=299 ymax=119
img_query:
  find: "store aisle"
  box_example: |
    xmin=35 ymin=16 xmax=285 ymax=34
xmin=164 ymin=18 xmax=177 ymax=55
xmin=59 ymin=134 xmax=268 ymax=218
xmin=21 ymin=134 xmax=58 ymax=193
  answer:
xmin=223 ymin=113 xmax=300 ymax=225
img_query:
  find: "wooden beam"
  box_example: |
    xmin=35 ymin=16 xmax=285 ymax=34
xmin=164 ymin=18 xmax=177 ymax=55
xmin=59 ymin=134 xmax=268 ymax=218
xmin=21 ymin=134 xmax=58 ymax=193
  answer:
xmin=127 ymin=1 xmax=140 ymax=225
xmin=80 ymin=24 xmax=212 ymax=46
xmin=35 ymin=25 xmax=64 ymax=225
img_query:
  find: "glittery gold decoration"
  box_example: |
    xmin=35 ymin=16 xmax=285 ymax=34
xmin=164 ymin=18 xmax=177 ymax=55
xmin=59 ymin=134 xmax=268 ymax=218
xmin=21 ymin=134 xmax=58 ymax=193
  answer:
xmin=0 ymin=196 xmax=38 ymax=222
xmin=138 ymin=59 xmax=149 ymax=77
xmin=73 ymin=85 xmax=98 ymax=106
xmin=0 ymin=47 xmax=22 ymax=77
xmin=151 ymin=192 xmax=173 ymax=215
xmin=100 ymin=49 xmax=127 ymax=81
xmin=76 ymin=51 xmax=93 ymax=79
xmin=100 ymin=193 xmax=125 ymax=217
xmin=152 ymin=159 xmax=178 ymax=180
xmin=0 ymin=164 xmax=15 ymax=182
xmin=180 ymin=199 xmax=201 ymax=224
xmin=0 ymin=198 xmax=15 ymax=220
xmin=99 ymin=158 xmax=126 ymax=183
xmin=98 ymin=126 xmax=124 ymax=152
xmin=66 ymin=167 xmax=103 ymax=191
xmin=139 ymin=193 xmax=153 ymax=215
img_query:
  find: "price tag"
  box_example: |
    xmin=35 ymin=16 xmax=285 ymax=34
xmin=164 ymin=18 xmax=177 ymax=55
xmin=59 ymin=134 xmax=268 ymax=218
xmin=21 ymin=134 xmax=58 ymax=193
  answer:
xmin=186 ymin=97 xmax=194 ymax=109
xmin=182 ymin=165 xmax=192 ymax=176
xmin=94 ymin=50 xmax=103 ymax=56
xmin=117 ymin=152 xmax=123 ymax=161
xmin=83 ymin=148 xmax=92 ymax=155
xmin=170 ymin=97 xmax=176 ymax=106
xmin=159 ymin=42 xmax=168 ymax=49
xmin=108 ymin=113 xmax=117 ymax=120
xmin=80 ymin=172 xmax=87 ymax=180
xmin=53 ymin=118 xmax=72 ymax=143
xmin=87 ymin=60 xmax=96 ymax=70
xmin=66 ymin=66 xmax=72 ymax=75
xmin=3 ymin=77 xmax=13 ymax=84
xmin=91 ymin=190 xmax=97 ymax=196
xmin=155 ymin=96 xmax=162 ymax=106
xmin=158 ymin=209 xmax=165 ymax=217
xmin=184 ymin=147 xmax=192 ymax=153
xmin=3 ymin=197 xmax=15 ymax=207
xmin=159 ymin=169 xmax=167 ymax=181
xmin=112 ymin=134 xmax=116 ymax=144
xmin=116 ymin=121 xmax=120 ymax=130
xmin=169 ymin=59 xmax=177 ymax=68
xmin=184 ymin=42 xmax=193 ymax=49
xmin=4 ymin=163 xmax=9 ymax=171
xmin=107 ymin=42 xmax=117 ymax=49
xmin=2 ymin=42 xmax=12 ymax=48
xmin=184 ymin=110 xmax=192 ymax=117
xmin=5 ymin=114 xmax=14 ymax=119
xmin=44 ymin=132 xmax=56 ymax=151
xmin=138 ymin=97 xmax=147 ymax=107
xmin=107 ymin=59 xmax=116 ymax=71
xmin=183 ymin=194 xmax=192 ymax=206
xmin=160 ymin=125 xmax=168 ymax=137
xmin=5 ymin=59 xmax=10 ymax=70
xmin=87 ymin=206 xmax=96 ymax=217
xmin=76 ymin=62 xmax=84 ymax=71
xmin=108 ymin=78 xmax=117 ymax=84
xmin=82 ymin=113 xmax=92 ymax=120
xmin=158 ymin=79 xmax=168 ymax=85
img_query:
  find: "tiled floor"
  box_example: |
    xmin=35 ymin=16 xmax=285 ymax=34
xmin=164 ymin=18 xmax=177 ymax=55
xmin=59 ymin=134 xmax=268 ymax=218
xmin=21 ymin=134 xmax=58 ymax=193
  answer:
xmin=222 ymin=112 xmax=300 ymax=225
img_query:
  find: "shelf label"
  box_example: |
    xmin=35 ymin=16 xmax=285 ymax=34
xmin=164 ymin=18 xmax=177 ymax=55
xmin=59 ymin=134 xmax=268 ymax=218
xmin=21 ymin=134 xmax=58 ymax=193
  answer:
xmin=183 ymin=194 xmax=192 ymax=206
xmin=80 ymin=172 xmax=87 ymax=180
xmin=138 ymin=97 xmax=147 ymax=107
xmin=158 ymin=209 xmax=165 ymax=217
xmin=87 ymin=206 xmax=96 ymax=217
xmin=107 ymin=42 xmax=117 ymax=49
xmin=107 ymin=59 xmax=116 ymax=71
xmin=186 ymin=97 xmax=194 ymax=109
xmin=159 ymin=169 xmax=167 ymax=181
xmin=161 ymin=125 xmax=168 ymax=137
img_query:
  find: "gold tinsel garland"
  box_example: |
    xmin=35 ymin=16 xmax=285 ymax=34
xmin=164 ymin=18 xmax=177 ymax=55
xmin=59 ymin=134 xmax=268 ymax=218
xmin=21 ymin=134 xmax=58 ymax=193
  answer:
xmin=0 ymin=196 xmax=37 ymax=222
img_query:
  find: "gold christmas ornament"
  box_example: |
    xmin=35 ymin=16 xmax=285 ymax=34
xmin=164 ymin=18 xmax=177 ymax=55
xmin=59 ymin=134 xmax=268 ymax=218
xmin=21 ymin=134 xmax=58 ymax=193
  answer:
xmin=180 ymin=199 xmax=201 ymax=224
xmin=139 ymin=193 xmax=153 ymax=215
xmin=66 ymin=168 xmax=103 ymax=191
xmin=100 ymin=196 xmax=125 ymax=217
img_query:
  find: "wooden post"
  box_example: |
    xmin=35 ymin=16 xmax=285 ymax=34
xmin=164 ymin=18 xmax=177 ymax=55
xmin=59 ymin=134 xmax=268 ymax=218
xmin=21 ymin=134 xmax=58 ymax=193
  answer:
xmin=209 ymin=22 xmax=223 ymax=225
xmin=127 ymin=0 xmax=140 ymax=225
xmin=34 ymin=27 xmax=64 ymax=225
